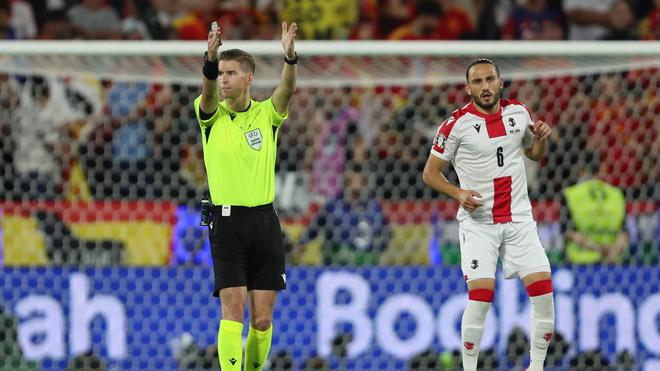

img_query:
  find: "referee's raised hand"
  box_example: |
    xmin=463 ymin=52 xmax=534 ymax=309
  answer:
xmin=207 ymin=22 xmax=222 ymax=61
xmin=281 ymin=21 xmax=297 ymax=59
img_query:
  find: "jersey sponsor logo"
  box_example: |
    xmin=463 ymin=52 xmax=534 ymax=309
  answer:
xmin=471 ymin=259 xmax=479 ymax=269
xmin=229 ymin=357 xmax=237 ymax=365
xmin=245 ymin=128 xmax=263 ymax=150
xmin=281 ymin=273 xmax=287 ymax=284
xmin=473 ymin=123 xmax=481 ymax=133
xmin=544 ymin=332 xmax=554 ymax=342
xmin=253 ymin=362 xmax=260 ymax=368
xmin=464 ymin=341 xmax=475 ymax=350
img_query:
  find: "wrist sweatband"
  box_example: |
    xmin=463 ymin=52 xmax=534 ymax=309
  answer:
xmin=203 ymin=52 xmax=219 ymax=80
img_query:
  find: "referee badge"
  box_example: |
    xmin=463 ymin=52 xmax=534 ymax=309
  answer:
xmin=245 ymin=128 xmax=263 ymax=150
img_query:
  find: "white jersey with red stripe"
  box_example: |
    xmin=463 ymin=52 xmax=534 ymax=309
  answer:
xmin=431 ymin=99 xmax=535 ymax=224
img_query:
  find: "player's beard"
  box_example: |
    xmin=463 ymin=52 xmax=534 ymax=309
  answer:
xmin=471 ymin=87 xmax=502 ymax=111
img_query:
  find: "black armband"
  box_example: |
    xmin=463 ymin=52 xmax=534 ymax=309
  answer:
xmin=203 ymin=52 xmax=219 ymax=80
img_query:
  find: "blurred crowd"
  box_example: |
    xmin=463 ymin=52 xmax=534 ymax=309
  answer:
xmin=1 ymin=0 xmax=660 ymax=41
xmin=1 ymin=70 xmax=656 ymax=204
xmin=1 ymin=65 xmax=657 ymax=267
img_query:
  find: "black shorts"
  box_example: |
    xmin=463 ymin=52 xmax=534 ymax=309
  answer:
xmin=208 ymin=203 xmax=286 ymax=296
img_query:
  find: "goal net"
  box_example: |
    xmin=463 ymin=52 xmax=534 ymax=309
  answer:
xmin=0 ymin=41 xmax=657 ymax=370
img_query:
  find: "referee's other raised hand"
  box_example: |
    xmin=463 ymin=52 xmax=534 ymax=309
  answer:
xmin=281 ymin=21 xmax=298 ymax=59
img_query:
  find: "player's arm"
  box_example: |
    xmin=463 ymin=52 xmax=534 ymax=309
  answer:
xmin=422 ymin=155 xmax=484 ymax=212
xmin=272 ymin=21 xmax=298 ymax=116
xmin=524 ymin=120 xmax=551 ymax=161
xmin=200 ymin=22 xmax=222 ymax=116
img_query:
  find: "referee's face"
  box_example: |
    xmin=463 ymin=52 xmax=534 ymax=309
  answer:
xmin=218 ymin=60 xmax=254 ymax=99
xmin=466 ymin=64 xmax=503 ymax=111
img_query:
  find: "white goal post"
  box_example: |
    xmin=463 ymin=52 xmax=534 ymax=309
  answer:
xmin=1 ymin=41 xmax=658 ymax=87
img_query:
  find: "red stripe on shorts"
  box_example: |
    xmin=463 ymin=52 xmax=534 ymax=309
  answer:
xmin=492 ymin=176 xmax=512 ymax=223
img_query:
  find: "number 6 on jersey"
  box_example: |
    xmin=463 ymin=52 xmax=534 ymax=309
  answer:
xmin=497 ymin=146 xmax=504 ymax=167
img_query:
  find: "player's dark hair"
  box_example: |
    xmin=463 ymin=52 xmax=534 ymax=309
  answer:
xmin=466 ymin=58 xmax=500 ymax=81
xmin=218 ymin=49 xmax=256 ymax=74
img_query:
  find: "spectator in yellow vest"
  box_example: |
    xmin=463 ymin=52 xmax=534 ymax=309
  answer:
xmin=561 ymin=151 xmax=629 ymax=264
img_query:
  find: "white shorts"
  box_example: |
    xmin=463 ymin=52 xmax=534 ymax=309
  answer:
xmin=459 ymin=219 xmax=551 ymax=282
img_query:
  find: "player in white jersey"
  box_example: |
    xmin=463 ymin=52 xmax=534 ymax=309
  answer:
xmin=422 ymin=59 xmax=554 ymax=371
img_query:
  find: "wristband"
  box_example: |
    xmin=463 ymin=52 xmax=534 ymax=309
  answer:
xmin=284 ymin=52 xmax=298 ymax=65
xmin=203 ymin=52 xmax=219 ymax=80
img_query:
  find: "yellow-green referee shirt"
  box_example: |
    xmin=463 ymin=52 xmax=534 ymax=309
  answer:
xmin=193 ymin=97 xmax=288 ymax=207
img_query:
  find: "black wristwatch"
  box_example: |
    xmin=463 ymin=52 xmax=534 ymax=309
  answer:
xmin=284 ymin=52 xmax=298 ymax=65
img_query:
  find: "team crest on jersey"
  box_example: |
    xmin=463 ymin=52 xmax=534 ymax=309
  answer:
xmin=434 ymin=133 xmax=447 ymax=150
xmin=245 ymin=128 xmax=262 ymax=150
xmin=508 ymin=117 xmax=520 ymax=134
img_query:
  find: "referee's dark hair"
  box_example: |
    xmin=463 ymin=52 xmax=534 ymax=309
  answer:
xmin=219 ymin=49 xmax=256 ymax=74
xmin=466 ymin=58 xmax=500 ymax=81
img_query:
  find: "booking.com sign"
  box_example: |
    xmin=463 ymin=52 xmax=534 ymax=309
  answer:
xmin=316 ymin=269 xmax=660 ymax=361
xmin=2 ymin=266 xmax=659 ymax=370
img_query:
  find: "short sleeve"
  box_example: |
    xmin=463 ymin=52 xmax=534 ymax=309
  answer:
xmin=430 ymin=117 xmax=459 ymax=162
xmin=193 ymin=95 xmax=220 ymax=128
xmin=521 ymin=106 xmax=535 ymax=149
xmin=523 ymin=124 xmax=535 ymax=149
xmin=267 ymin=98 xmax=288 ymax=127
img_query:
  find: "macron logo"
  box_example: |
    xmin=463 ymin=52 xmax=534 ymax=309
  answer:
xmin=281 ymin=273 xmax=286 ymax=284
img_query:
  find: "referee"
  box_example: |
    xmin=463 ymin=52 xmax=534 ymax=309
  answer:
xmin=194 ymin=21 xmax=298 ymax=370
